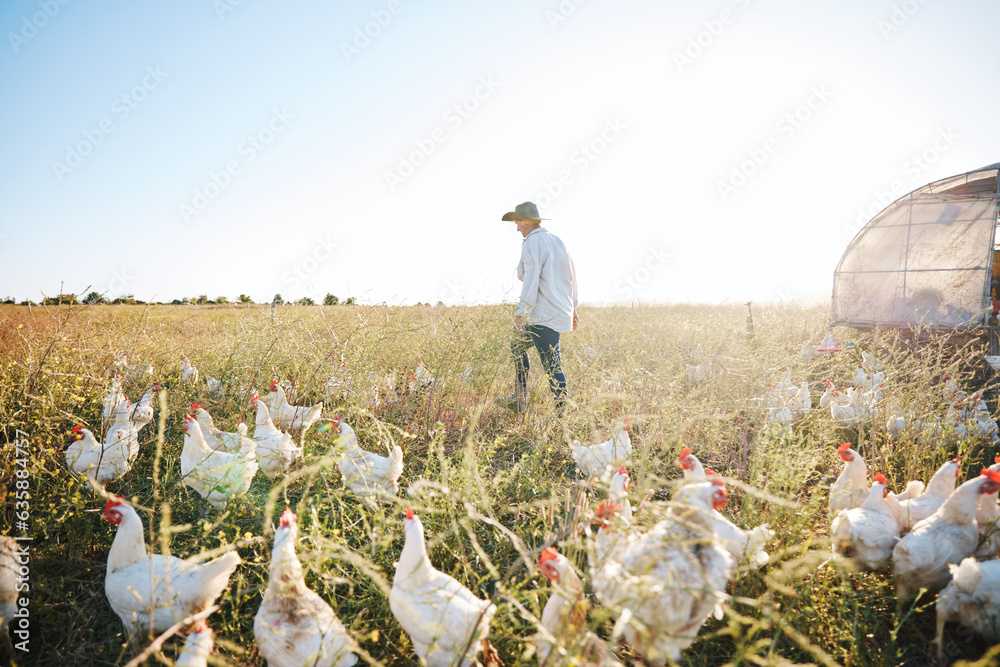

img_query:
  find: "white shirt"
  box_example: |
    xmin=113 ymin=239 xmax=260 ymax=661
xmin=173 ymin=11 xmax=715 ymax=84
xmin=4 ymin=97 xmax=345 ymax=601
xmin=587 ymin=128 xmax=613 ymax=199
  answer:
xmin=515 ymin=227 xmax=578 ymax=333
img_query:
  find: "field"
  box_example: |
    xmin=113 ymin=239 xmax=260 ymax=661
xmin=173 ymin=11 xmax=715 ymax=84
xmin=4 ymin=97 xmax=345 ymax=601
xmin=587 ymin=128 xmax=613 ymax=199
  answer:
xmin=4 ymin=301 xmax=1000 ymax=667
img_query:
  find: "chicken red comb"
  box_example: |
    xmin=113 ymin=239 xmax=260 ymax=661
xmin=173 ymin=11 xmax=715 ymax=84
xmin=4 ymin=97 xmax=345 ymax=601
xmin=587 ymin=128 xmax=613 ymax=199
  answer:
xmin=679 ymin=447 xmax=691 ymax=459
xmin=279 ymin=507 xmax=296 ymax=528
xmin=983 ymin=469 xmax=1000 ymax=484
xmin=269 ymin=381 xmax=279 ymax=391
xmin=191 ymin=403 xmax=204 ymax=411
xmin=705 ymin=467 xmax=720 ymax=477
xmin=538 ymin=547 xmax=559 ymax=564
xmin=251 ymin=394 xmax=260 ymax=404
xmin=874 ymin=473 xmax=887 ymax=485
xmin=72 ymin=425 xmax=83 ymax=433
xmin=710 ymin=477 xmax=725 ymax=488
xmin=780 ymin=365 xmax=788 ymax=371
xmin=191 ymin=618 xmax=208 ymax=634
xmin=103 ymin=496 xmax=125 ymax=512
xmin=405 ymin=507 xmax=414 ymax=520
xmin=594 ymin=500 xmax=621 ymax=527
xmin=617 ymin=466 xmax=627 ymax=475
xmin=825 ymin=379 xmax=832 ymax=386
xmin=952 ymin=456 xmax=963 ymax=464
xmin=837 ymin=442 xmax=850 ymax=453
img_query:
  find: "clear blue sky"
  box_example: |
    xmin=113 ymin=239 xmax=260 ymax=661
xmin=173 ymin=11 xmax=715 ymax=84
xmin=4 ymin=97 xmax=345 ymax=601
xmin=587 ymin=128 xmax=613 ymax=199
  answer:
xmin=2 ymin=0 xmax=999 ymax=305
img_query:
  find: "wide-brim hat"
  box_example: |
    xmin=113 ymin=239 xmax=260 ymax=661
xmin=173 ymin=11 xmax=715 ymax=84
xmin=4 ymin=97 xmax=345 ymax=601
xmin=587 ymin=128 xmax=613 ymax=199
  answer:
xmin=501 ymin=201 xmax=548 ymax=222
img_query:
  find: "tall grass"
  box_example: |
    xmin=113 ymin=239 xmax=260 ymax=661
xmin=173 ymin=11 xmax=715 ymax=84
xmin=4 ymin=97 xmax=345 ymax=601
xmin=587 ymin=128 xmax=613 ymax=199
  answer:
xmin=2 ymin=301 xmax=1000 ymax=666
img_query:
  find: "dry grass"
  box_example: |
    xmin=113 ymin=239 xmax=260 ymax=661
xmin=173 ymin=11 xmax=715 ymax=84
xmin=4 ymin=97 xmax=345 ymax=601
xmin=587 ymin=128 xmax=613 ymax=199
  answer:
xmin=3 ymin=300 xmax=1000 ymax=666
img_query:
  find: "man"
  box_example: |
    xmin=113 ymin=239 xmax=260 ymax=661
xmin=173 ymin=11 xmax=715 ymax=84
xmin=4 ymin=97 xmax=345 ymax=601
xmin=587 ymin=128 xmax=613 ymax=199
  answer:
xmin=500 ymin=201 xmax=578 ymax=413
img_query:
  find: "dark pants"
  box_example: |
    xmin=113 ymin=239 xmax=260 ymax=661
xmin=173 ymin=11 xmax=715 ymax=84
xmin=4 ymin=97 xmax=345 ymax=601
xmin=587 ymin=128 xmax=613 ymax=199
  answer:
xmin=512 ymin=324 xmax=567 ymax=408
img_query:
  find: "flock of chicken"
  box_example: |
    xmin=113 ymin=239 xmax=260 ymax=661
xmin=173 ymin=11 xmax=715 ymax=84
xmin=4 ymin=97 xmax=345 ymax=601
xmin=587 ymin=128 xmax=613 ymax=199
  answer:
xmin=49 ymin=353 xmax=662 ymax=666
xmin=14 ymin=345 xmax=1000 ymax=666
xmin=830 ymin=441 xmax=1000 ymax=658
xmin=761 ymin=352 xmax=1000 ymax=445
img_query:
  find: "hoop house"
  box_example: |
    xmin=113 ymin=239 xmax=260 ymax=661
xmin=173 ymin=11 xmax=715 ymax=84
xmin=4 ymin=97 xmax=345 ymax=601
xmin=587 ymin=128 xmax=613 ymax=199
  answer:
xmin=832 ymin=162 xmax=1000 ymax=330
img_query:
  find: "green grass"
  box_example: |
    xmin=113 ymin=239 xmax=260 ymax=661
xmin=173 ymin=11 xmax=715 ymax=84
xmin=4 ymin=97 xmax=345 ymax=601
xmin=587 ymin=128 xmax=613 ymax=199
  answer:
xmin=3 ymin=301 xmax=1000 ymax=666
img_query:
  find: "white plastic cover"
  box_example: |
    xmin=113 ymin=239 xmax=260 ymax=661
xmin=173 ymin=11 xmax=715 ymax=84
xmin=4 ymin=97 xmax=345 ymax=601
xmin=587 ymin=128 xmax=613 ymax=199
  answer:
xmin=833 ymin=195 xmax=998 ymax=328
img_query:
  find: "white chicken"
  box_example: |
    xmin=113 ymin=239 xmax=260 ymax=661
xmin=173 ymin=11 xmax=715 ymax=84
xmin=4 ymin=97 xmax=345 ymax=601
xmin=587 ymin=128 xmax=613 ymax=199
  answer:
xmin=790 ymin=380 xmax=811 ymax=417
xmin=885 ymin=394 xmax=906 ymax=440
xmin=250 ymin=397 xmax=302 ymax=480
xmin=254 ymin=508 xmax=358 ymax=667
xmin=102 ymin=498 xmax=241 ymax=648
xmin=942 ymin=373 xmax=965 ymax=401
xmin=934 ymin=557 xmax=1000 ymax=658
xmin=861 ymin=350 xmax=883 ymax=372
xmin=776 ymin=366 xmax=798 ymax=401
xmin=985 ymin=355 xmax=1000 ymax=373
xmin=112 ymin=351 xmax=129 ymax=374
xmin=819 ymin=380 xmax=836 ymax=410
xmin=190 ymin=403 xmax=252 ymax=454
xmin=325 ymin=364 xmax=351 ymax=403
xmin=125 ymin=354 xmax=155 ymax=385
xmin=389 ymin=508 xmax=498 ymax=667
xmin=974 ymin=456 xmax=1000 ymax=559
xmin=180 ymin=355 xmax=199 ymax=384
xmin=65 ymin=425 xmax=132 ymax=484
xmin=969 ymin=393 xmax=999 ymax=443
xmin=830 ymin=388 xmax=863 ymax=426
xmin=103 ymin=374 xmax=126 ymax=421
xmin=855 ymin=363 xmax=883 ymax=389
xmin=333 ymin=420 xmax=404 ymax=502
xmin=459 ymin=361 xmax=474 ymax=386
xmin=892 ymin=470 xmax=1000 ymax=602
xmin=570 ymin=419 xmax=632 ymax=480
xmin=892 ymin=456 xmax=961 ymax=533
xmin=592 ymin=480 xmax=733 ymax=666
xmin=677 ymin=447 xmax=705 ymax=479
xmin=104 ymin=397 xmax=140 ymax=461
xmin=829 ymin=442 xmax=868 ymax=515
xmin=0 ymin=535 xmax=17 ymax=634
xmin=591 ymin=467 xmax=635 ymax=570
xmin=130 ymin=384 xmax=159 ymax=432
xmin=176 ymin=620 xmax=214 ymax=667
xmin=262 ymin=382 xmax=323 ymax=433
xmin=180 ymin=415 xmax=258 ymax=510
xmin=830 ymin=473 xmax=900 ymax=571
xmin=409 ymin=361 xmax=438 ymax=392
xmin=676 ymin=451 xmax=773 ymax=567
xmin=536 ymin=547 xmax=621 ymax=666
xmin=943 ymin=400 xmax=969 ymax=443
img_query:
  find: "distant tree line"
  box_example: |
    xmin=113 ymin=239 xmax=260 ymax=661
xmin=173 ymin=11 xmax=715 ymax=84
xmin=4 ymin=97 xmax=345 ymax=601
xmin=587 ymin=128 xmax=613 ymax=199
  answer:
xmin=2 ymin=292 xmax=357 ymax=307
